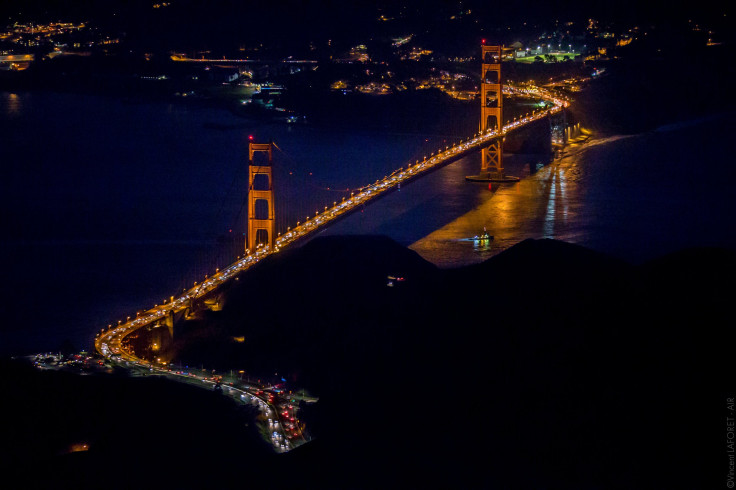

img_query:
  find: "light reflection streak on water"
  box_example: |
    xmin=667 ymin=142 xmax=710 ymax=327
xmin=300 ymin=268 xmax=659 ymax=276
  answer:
xmin=3 ymin=92 xmax=21 ymax=116
xmin=543 ymin=164 xmax=570 ymax=239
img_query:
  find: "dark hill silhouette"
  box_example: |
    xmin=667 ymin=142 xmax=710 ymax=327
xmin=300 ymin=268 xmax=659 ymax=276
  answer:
xmin=121 ymin=237 xmax=734 ymax=488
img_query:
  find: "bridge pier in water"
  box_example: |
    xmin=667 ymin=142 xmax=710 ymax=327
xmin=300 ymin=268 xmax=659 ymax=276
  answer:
xmin=467 ymin=44 xmax=519 ymax=183
xmin=550 ymin=110 xmax=567 ymax=147
xmin=247 ymin=141 xmax=275 ymax=252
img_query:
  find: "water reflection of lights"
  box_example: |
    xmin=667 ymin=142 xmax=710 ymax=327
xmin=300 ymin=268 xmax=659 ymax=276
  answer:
xmin=411 ymin=151 xmax=582 ymax=267
xmin=543 ymin=166 xmax=569 ymax=238
xmin=4 ymin=93 xmax=21 ymax=116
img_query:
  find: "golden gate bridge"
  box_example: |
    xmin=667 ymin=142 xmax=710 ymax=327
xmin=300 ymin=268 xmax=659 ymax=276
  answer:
xmin=95 ymin=43 xmax=572 ymax=384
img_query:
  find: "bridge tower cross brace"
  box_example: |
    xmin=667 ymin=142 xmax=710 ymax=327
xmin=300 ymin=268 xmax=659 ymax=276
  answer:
xmin=247 ymin=141 xmax=275 ymax=252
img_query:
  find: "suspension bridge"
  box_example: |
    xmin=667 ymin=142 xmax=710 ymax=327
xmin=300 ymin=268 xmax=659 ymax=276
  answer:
xmin=94 ymin=46 xmax=574 ymax=449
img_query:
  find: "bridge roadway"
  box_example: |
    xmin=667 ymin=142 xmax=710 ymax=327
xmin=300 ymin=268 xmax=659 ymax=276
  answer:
xmin=94 ymin=83 xmax=568 ymax=449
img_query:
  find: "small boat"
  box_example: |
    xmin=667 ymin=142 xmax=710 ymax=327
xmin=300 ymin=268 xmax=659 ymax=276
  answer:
xmin=472 ymin=227 xmax=494 ymax=241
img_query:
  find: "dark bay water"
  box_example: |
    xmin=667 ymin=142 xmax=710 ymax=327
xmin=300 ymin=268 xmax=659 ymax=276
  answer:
xmin=2 ymin=75 xmax=735 ymax=354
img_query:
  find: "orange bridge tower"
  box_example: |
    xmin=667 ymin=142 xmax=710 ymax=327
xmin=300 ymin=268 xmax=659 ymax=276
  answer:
xmin=467 ymin=44 xmax=519 ymax=182
xmin=247 ymin=141 xmax=275 ymax=252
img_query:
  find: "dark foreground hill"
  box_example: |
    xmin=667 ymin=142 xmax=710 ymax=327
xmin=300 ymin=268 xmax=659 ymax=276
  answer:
xmin=6 ymin=236 xmax=734 ymax=489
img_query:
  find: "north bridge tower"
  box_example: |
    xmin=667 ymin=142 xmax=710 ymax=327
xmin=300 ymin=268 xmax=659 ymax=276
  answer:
xmin=467 ymin=44 xmax=519 ymax=182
